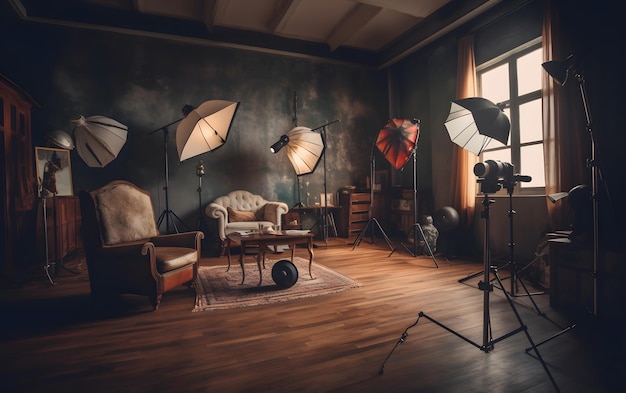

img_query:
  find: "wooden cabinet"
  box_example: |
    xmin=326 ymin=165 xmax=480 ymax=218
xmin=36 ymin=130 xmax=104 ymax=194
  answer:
xmin=36 ymin=196 xmax=82 ymax=272
xmin=390 ymin=195 xmax=418 ymax=236
xmin=1 ymin=74 xmax=38 ymax=275
xmin=548 ymin=237 xmax=594 ymax=314
xmin=338 ymin=193 xmax=370 ymax=239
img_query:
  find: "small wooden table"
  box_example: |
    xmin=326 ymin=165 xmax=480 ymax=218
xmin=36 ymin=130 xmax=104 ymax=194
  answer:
xmin=226 ymin=231 xmax=315 ymax=286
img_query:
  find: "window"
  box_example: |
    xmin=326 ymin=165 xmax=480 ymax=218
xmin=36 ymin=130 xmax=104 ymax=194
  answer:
xmin=477 ymin=38 xmax=544 ymax=194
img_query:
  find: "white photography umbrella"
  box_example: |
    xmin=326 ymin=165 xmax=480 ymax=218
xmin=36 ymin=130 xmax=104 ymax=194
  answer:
xmin=72 ymin=115 xmax=128 ymax=167
xmin=271 ymin=126 xmax=325 ymax=176
xmin=176 ymin=100 xmax=239 ymax=162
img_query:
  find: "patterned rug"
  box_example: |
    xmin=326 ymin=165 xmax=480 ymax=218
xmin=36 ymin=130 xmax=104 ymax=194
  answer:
xmin=193 ymin=257 xmax=361 ymax=311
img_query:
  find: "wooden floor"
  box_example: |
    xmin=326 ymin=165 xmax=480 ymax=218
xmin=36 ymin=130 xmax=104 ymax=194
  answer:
xmin=1 ymin=239 xmax=623 ymax=393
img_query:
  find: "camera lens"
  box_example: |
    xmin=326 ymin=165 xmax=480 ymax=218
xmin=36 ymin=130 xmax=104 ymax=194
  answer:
xmin=473 ymin=160 xmax=497 ymax=177
xmin=473 ymin=160 xmax=514 ymax=180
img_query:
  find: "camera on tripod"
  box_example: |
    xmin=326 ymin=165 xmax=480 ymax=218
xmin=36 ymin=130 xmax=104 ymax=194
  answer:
xmin=474 ymin=160 xmax=531 ymax=194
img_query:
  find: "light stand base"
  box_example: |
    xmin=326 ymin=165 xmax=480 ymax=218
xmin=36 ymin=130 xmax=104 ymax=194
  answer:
xmin=157 ymin=209 xmax=189 ymax=234
xmin=380 ymin=193 xmax=561 ymax=392
xmin=379 ymin=265 xmax=561 ymax=393
xmin=388 ymin=222 xmax=438 ymax=268
xmin=352 ymin=218 xmax=393 ymax=251
xmin=44 ymin=264 xmax=56 ymax=286
xmin=41 ymin=196 xmax=56 ymax=286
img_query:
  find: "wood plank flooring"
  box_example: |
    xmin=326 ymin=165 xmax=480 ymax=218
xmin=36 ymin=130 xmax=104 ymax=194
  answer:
xmin=1 ymin=240 xmax=623 ymax=392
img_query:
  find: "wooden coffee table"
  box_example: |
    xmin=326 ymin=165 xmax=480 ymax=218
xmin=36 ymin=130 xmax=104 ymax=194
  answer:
xmin=226 ymin=231 xmax=315 ymax=286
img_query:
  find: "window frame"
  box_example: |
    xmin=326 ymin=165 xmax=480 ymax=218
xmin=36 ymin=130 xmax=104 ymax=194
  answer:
xmin=476 ymin=37 xmax=544 ymax=196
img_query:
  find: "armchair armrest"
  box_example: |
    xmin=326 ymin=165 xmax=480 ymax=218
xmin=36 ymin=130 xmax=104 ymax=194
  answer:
xmin=100 ymin=241 xmax=151 ymax=256
xmin=93 ymin=241 xmax=159 ymax=279
xmin=206 ymin=203 xmax=228 ymax=240
xmin=151 ymin=231 xmax=204 ymax=249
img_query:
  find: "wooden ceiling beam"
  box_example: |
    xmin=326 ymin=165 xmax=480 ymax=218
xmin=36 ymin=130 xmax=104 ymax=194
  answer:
xmin=200 ymin=0 xmax=217 ymax=30
xmin=327 ymin=3 xmax=381 ymax=51
xmin=269 ymin=0 xmax=301 ymax=34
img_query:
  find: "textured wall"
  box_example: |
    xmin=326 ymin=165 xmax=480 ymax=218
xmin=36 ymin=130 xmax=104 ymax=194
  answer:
xmin=1 ymin=21 xmax=389 ymax=234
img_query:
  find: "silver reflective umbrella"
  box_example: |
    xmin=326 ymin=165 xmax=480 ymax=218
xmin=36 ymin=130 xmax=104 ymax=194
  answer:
xmin=72 ymin=115 xmax=128 ymax=167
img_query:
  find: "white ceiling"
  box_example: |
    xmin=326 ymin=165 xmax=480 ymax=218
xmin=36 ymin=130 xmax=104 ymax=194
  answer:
xmin=9 ymin=0 xmax=503 ymax=67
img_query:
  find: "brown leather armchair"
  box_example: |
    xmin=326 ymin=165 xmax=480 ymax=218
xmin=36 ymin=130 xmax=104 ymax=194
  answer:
xmin=79 ymin=180 xmax=203 ymax=310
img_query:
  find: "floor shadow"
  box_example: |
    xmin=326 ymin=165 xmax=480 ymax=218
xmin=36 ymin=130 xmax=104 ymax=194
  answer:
xmin=0 ymin=292 xmax=155 ymax=340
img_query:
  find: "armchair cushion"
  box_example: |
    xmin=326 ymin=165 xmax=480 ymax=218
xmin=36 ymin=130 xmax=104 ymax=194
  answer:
xmin=227 ymin=207 xmax=257 ymax=222
xmin=155 ymin=247 xmax=198 ymax=273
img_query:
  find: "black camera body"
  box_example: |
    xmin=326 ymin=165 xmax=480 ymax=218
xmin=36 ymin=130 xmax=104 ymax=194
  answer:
xmin=474 ymin=160 xmax=517 ymax=194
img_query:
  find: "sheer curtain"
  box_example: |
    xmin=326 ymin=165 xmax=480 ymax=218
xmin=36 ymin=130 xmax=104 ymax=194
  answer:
xmin=450 ymin=35 xmax=478 ymax=228
xmin=542 ymin=0 xmax=587 ymax=231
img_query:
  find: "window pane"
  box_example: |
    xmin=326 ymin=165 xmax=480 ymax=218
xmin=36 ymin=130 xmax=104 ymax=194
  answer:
xmin=517 ymin=48 xmax=542 ymax=96
xmin=482 ymin=148 xmax=511 ymax=167
xmin=519 ymin=99 xmax=542 ymax=143
xmin=520 ymin=144 xmax=545 ymax=187
xmin=480 ymin=64 xmax=509 ymax=104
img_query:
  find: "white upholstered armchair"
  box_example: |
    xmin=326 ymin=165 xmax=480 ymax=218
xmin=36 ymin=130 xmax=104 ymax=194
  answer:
xmin=205 ymin=190 xmax=289 ymax=243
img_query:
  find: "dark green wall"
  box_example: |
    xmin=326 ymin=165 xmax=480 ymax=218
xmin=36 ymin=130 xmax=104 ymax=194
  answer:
xmin=2 ymin=0 xmax=622 ymax=261
xmin=1 ymin=12 xmax=388 ymax=236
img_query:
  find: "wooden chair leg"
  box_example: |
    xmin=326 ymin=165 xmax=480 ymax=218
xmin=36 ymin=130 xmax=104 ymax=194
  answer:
xmin=151 ymin=295 xmax=162 ymax=310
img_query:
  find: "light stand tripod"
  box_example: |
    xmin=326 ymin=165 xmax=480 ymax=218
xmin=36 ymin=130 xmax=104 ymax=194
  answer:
xmin=459 ymin=175 xmax=546 ymax=317
xmin=379 ymin=189 xmax=561 ymax=392
xmin=195 ymin=160 xmax=205 ymax=230
xmin=149 ymin=125 xmax=189 ymax=234
xmin=40 ymin=191 xmax=56 ymax=286
xmin=388 ymin=147 xmax=438 ymax=268
xmin=352 ymin=143 xmax=393 ymax=251
xmin=38 ymin=183 xmax=79 ymax=283
xmin=498 ymin=179 xmax=545 ymax=300
xmin=309 ymin=120 xmax=339 ymax=246
xmin=529 ymin=56 xmax=609 ymax=350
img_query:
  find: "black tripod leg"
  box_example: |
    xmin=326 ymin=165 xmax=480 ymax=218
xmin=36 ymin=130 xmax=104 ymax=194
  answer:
xmin=415 ymin=223 xmax=438 ymax=268
xmin=509 ymin=267 xmax=547 ymax=317
xmin=494 ymin=268 xmax=567 ymax=333
xmin=352 ymin=219 xmax=373 ymax=249
xmin=157 ymin=210 xmax=189 ymax=234
xmin=459 ymin=270 xmax=484 ymax=283
xmin=379 ymin=313 xmax=423 ymax=375
xmin=353 ymin=217 xmax=393 ymax=251
xmin=372 ymin=218 xmax=393 ymax=250
xmin=490 ymin=268 xmax=562 ymax=393
xmin=525 ymin=324 xmax=576 ymax=352
xmin=389 ymin=234 xmax=419 ymax=257
xmin=388 ymin=224 xmax=438 ymax=268
xmin=170 ymin=210 xmax=189 ymax=231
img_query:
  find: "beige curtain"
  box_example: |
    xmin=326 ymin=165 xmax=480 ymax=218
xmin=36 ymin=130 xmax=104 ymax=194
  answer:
xmin=450 ymin=35 xmax=478 ymax=228
xmin=542 ymin=0 xmax=588 ymax=231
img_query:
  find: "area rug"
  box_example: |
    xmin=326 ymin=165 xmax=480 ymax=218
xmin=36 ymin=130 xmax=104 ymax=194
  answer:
xmin=193 ymin=257 xmax=361 ymax=311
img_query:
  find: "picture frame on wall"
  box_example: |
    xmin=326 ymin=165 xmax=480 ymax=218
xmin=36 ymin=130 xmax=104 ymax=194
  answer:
xmin=319 ymin=192 xmax=335 ymax=207
xmin=35 ymin=147 xmax=73 ymax=197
